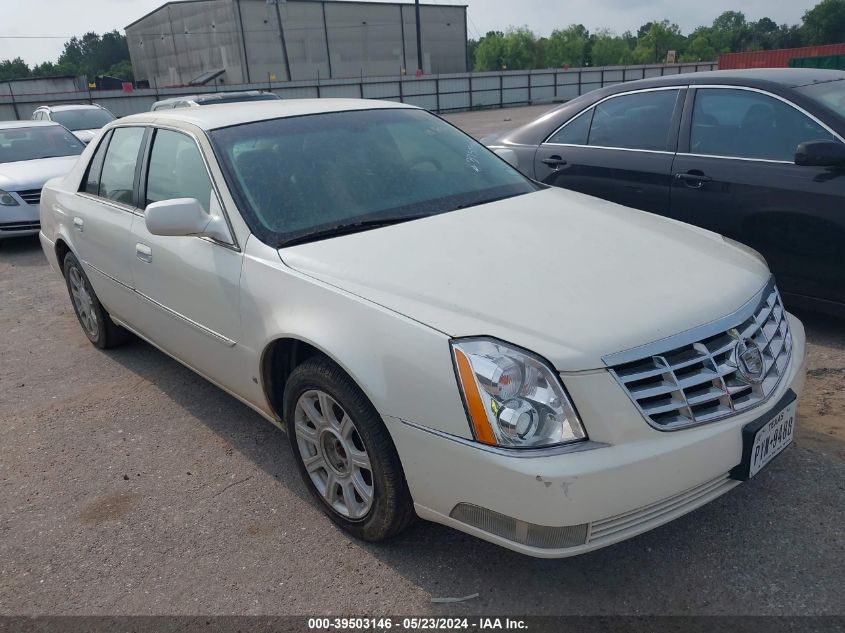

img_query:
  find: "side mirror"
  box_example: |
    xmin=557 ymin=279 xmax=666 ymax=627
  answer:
xmin=144 ymin=198 xmax=231 ymax=243
xmin=795 ymin=140 xmax=845 ymax=168
xmin=493 ymin=147 xmax=520 ymax=169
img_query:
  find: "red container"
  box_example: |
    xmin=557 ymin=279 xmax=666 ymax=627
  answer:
xmin=719 ymin=43 xmax=845 ymax=69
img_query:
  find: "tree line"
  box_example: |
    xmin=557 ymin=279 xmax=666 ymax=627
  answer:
xmin=469 ymin=0 xmax=845 ymax=71
xmin=0 ymin=31 xmax=131 ymax=82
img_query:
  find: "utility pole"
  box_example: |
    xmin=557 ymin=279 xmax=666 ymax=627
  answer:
xmin=415 ymin=0 xmax=423 ymax=74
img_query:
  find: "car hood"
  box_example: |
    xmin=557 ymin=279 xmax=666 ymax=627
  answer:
xmin=0 ymin=156 xmax=80 ymax=191
xmin=280 ymin=188 xmax=771 ymax=371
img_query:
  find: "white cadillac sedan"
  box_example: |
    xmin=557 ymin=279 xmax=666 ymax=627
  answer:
xmin=39 ymin=100 xmax=806 ymax=557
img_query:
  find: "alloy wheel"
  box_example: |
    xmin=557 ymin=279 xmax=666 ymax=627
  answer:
xmin=68 ymin=265 xmax=99 ymax=339
xmin=294 ymin=389 xmax=375 ymax=519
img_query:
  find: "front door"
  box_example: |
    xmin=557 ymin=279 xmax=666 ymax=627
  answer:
xmin=670 ymin=87 xmax=845 ymax=308
xmin=128 ymin=126 xmax=248 ymax=393
xmin=534 ymin=88 xmax=684 ymax=215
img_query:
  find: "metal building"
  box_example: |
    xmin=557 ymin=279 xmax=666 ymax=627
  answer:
xmin=126 ymin=0 xmax=468 ymax=88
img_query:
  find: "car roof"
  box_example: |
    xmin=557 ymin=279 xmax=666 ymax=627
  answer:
xmin=151 ymin=91 xmax=283 ymax=109
xmin=494 ymin=68 xmax=845 ymax=147
xmin=39 ymin=104 xmax=103 ymax=111
xmin=123 ymin=98 xmax=417 ymax=130
xmin=0 ymin=120 xmax=63 ymax=130
xmin=615 ymin=68 xmax=844 ymax=90
xmin=193 ymin=90 xmax=280 ymax=103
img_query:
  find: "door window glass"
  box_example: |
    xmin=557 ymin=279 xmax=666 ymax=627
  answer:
xmin=691 ymin=88 xmax=835 ymax=161
xmin=587 ymin=90 xmax=678 ymax=151
xmin=548 ymin=110 xmax=591 ymax=145
xmin=146 ymin=129 xmax=214 ymax=211
xmin=98 ymin=127 xmax=145 ymax=205
xmin=82 ymin=132 xmax=111 ymax=195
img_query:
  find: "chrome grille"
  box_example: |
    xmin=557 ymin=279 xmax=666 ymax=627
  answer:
xmin=16 ymin=189 xmax=41 ymax=205
xmin=0 ymin=220 xmax=40 ymax=232
xmin=608 ymin=282 xmax=792 ymax=430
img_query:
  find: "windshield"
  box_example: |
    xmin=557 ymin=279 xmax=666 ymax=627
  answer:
xmin=211 ymin=108 xmax=537 ymax=246
xmin=51 ymin=108 xmax=115 ymax=131
xmin=796 ymin=79 xmax=845 ymax=119
xmin=0 ymin=126 xmax=84 ymax=163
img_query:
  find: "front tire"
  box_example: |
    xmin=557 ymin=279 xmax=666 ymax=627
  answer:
xmin=283 ymin=355 xmax=415 ymax=541
xmin=63 ymin=252 xmax=129 ymax=349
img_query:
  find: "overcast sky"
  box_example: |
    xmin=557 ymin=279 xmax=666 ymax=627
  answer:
xmin=0 ymin=0 xmax=821 ymax=66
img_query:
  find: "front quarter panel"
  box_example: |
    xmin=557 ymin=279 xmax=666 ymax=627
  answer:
xmin=239 ymin=237 xmax=473 ymax=439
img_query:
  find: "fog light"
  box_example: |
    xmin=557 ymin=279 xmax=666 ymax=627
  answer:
xmin=450 ymin=503 xmax=588 ymax=549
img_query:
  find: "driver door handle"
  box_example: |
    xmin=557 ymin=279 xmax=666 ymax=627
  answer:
xmin=675 ymin=171 xmax=712 ymax=188
xmin=136 ymin=243 xmax=152 ymax=263
xmin=542 ymin=155 xmax=567 ymax=169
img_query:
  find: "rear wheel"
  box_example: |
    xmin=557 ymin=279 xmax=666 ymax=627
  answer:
xmin=63 ymin=252 xmax=130 ymax=349
xmin=283 ymin=355 xmax=415 ymax=541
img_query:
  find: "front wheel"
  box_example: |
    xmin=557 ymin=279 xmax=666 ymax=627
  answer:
xmin=283 ymin=356 xmax=415 ymax=541
xmin=63 ymin=252 xmax=129 ymax=349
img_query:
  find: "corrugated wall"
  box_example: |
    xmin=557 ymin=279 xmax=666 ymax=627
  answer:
xmin=719 ymin=44 xmax=845 ymax=70
xmin=127 ymin=0 xmax=245 ymax=87
xmin=127 ymin=0 xmax=467 ymax=87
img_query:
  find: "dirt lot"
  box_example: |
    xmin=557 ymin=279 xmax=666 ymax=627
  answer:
xmin=0 ymin=106 xmax=843 ymax=616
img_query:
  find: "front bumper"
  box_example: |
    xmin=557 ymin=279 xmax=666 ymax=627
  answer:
xmin=0 ymin=202 xmax=39 ymax=240
xmin=385 ymin=314 xmax=806 ymax=558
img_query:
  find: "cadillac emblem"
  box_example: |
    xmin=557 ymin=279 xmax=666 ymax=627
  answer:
xmin=733 ymin=337 xmax=765 ymax=384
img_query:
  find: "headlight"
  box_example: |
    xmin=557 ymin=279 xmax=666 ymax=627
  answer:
xmin=451 ymin=338 xmax=586 ymax=448
xmin=0 ymin=189 xmax=19 ymax=206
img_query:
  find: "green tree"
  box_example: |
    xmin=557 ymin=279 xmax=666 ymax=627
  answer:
xmin=0 ymin=58 xmax=30 ymax=81
xmin=474 ymin=31 xmax=507 ymax=71
xmin=466 ymin=38 xmax=479 ymax=70
xmin=748 ymin=17 xmax=780 ymax=49
xmin=590 ymin=30 xmax=633 ymax=66
xmin=802 ymin=0 xmax=845 ymax=45
xmin=776 ymin=23 xmax=804 ymax=48
xmin=681 ymin=34 xmax=717 ymax=61
xmin=502 ymin=27 xmax=538 ymax=70
xmin=546 ymin=24 xmax=590 ymax=67
xmin=709 ymin=11 xmax=749 ymax=52
xmin=56 ymin=30 xmax=130 ymax=78
xmin=534 ymin=36 xmax=548 ymax=69
xmin=106 ymin=60 xmax=134 ymax=81
xmin=632 ymin=20 xmax=684 ymax=63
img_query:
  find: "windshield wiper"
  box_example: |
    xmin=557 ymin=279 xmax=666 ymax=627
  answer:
xmin=279 ymin=216 xmax=423 ymax=248
xmin=449 ymin=192 xmax=521 ymax=212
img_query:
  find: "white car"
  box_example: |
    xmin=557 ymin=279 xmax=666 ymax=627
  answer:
xmin=31 ymin=104 xmax=116 ymax=145
xmin=1 ymin=121 xmax=83 ymax=240
xmin=39 ymin=99 xmax=806 ymax=557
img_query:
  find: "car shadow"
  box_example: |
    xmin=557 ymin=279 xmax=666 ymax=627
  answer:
xmin=101 ymin=326 xmax=843 ymax=614
xmin=0 ymin=234 xmax=48 ymax=268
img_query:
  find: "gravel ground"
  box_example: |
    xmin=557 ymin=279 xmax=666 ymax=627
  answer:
xmin=0 ymin=106 xmax=843 ymax=616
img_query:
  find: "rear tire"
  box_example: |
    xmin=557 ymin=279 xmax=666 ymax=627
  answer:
xmin=62 ymin=252 xmax=130 ymax=349
xmin=283 ymin=355 xmax=415 ymax=542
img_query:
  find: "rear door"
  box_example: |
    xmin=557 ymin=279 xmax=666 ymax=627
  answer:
xmin=533 ymin=87 xmax=684 ymax=214
xmin=70 ymin=126 xmax=147 ymax=321
xmin=670 ymin=86 xmax=845 ymax=307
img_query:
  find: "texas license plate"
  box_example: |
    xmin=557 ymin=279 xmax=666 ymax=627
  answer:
xmin=731 ymin=391 xmax=796 ymax=481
